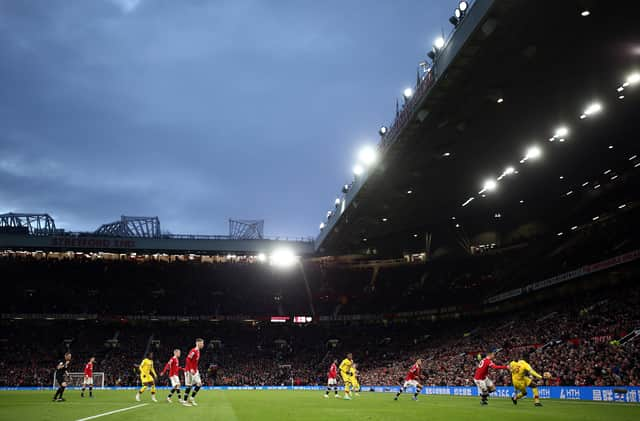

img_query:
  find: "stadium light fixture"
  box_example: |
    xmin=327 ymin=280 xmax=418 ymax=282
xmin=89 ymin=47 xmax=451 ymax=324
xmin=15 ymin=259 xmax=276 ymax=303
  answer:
xmin=592 ymin=216 xmax=600 ymax=221
xmin=566 ymin=190 xmax=573 ymax=196
xmin=580 ymin=10 xmax=590 ymax=17
xmin=627 ymin=72 xmax=640 ymax=86
xmin=458 ymin=1 xmax=468 ymax=12
xmin=319 ymin=222 xmax=325 ymax=230
xmin=413 ymin=234 xmax=418 ymax=238
xmin=524 ymin=146 xmax=542 ymax=161
xmin=326 ymin=210 xmax=333 ymax=219
xmin=629 ymin=155 xmax=638 ymax=161
xmin=462 ymin=197 xmax=474 ymax=207
xmin=608 ymin=145 xmax=614 ymax=149
xmin=434 ymin=36 xmax=446 ymax=50
xmin=358 ymin=145 xmax=378 ymax=166
xmin=334 ymin=198 xmax=341 ymax=207
xmin=449 ymin=16 xmax=459 ymax=26
xmin=618 ymin=95 xmax=625 ymax=100
xmin=407 ymin=189 xmax=413 ymax=194
xmin=581 ymin=102 xmax=602 ymax=119
xmin=455 ymin=223 xmax=461 ymax=228
xmin=342 ymin=184 xmax=350 ymax=194
xmin=619 ymin=203 xmax=627 ymax=209
xmin=381 ymin=217 xmax=388 ymax=222
xmin=481 ymin=179 xmax=497 ymax=193
xmin=582 ymin=181 xmax=589 ymax=187
xmin=257 ymin=253 xmax=267 ymax=262
xmin=571 ymin=225 xmax=578 ymax=231
xmin=353 ymin=164 xmax=364 ymax=176
xmin=496 ymin=97 xmax=504 ymax=103
xmin=519 ymin=200 xmax=524 ymax=204
xmin=442 ymin=152 xmax=451 ymax=157
xmin=559 ymin=176 xmax=564 ymax=180
xmin=604 ymin=169 xmax=611 ymax=175
xmin=454 ymin=8 xmax=462 ymax=19
xmin=379 ymin=126 xmax=388 ymax=136
xmin=554 ymin=126 xmax=569 ymax=138
xmin=403 ymin=88 xmax=414 ymax=100
xmin=635 ymin=162 xmax=640 ymax=168
xmin=557 ymin=232 xmax=564 ymax=236
xmin=269 ymin=248 xmax=298 ymax=268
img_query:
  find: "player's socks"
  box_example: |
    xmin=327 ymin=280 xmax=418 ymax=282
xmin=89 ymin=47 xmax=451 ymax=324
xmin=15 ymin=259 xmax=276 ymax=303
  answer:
xmin=139 ymin=386 xmax=147 ymax=394
xmin=59 ymin=386 xmax=66 ymax=400
xmin=184 ymin=387 xmax=192 ymax=400
xmin=394 ymin=387 xmax=404 ymax=400
xmin=89 ymin=386 xmax=92 ymax=397
xmin=81 ymin=387 xmax=85 ymax=397
xmin=191 ymin=385 xmax=201 ymax=397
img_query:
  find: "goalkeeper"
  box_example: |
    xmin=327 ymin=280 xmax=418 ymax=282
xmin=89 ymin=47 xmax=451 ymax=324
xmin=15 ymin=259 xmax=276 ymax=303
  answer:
xmin=509 ymin=359 xmax=543 ymax=407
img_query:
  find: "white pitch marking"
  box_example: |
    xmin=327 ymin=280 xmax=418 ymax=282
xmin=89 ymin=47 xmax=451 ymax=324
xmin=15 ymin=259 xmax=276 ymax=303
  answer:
xmin=75 ymin=403 xmax=148 ymax=421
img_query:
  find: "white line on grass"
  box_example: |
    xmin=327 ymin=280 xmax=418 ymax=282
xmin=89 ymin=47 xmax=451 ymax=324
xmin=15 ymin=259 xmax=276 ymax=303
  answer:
xmin=75 ymin=403 xmax=148 ymax=421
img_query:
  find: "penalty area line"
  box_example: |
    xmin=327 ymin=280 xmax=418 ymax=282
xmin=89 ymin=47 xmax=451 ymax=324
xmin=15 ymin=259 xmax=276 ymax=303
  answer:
xmin=75 ymin=403 xmax=148 ymax=421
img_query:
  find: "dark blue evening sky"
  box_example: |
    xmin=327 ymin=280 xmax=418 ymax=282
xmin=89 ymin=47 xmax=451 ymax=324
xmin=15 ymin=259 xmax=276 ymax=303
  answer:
xmin=0 ymin=0 xmax=452 ymax=237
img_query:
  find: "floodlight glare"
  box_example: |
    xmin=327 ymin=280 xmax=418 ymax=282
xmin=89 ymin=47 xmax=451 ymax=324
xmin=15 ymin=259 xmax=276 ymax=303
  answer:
xmin=403 ymin=88 xmax=414 ymax=99
xmin=554 ymin=126 xmax=569 ymax=138
xmin=583 ymin=102 xmax=602 ymax=116
xmin=358 ymin=145 xmax=378 ymax=166
xmin=434 ymin=36 xmax=446 ymax=50
xmin=504 ymin=166 xmax=515 ymax=175
xmin=525 ymin=146 xmax=542 ymax=160
xmin=379 ymin=126 xmax=388 ymax=136
xmin=269 ymin=248 xmax=298 ymax=268
xmin=483 ymin=179 xmax=498 ymax=192
xmin=459 ymin=1 xmax=468 ymax=12
xmin=257 ymin=253 xmax=267 ymax=262
xmin=627 ymin=72 xmax=640 ymax=86
xmin=353 ymin=164 xmax=364 ymax=176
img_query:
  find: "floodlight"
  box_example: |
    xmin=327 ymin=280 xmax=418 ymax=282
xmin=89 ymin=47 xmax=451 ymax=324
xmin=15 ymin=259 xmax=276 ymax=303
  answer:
xmin=627 ymin=72 xmax=640 ymax=86
xmin=525 ymin=146 xmax=542 ymax=160
xmin=334 ymin=197 xmax=341 ymax=207
xmin=379 ymin=126 xmax=388 ymax=136
xmin=434 ymin=37 xmax=445 ymax=50
xmin=358 ymin=146 xmax=378 ymax=166
xmin=319 ymin=222 xmax=325 ymax=230
xmin=504 ymin=166 xmax=515 ymax=175
xmin=342 ymin=184 xmax=350 ymax=194
xmin=483 ymin=179 xmax=497 ymax=191
xmin=454 ymin=8 xmax=462 ymax=19
xmin=458 ymin=1 xmax=468 ymax=12
xmin=583 ymin=102 xmax=602 ymax=117
xmin=403 ymin=88 xmax=414 ymax=99
xmin=269 ymin=248 xmax=298 ymax=268
xmin=257 ymin=253 xmax=267 ymax=262
xmin=580 ymin=10 xmax=590 ymax=17
xmin=554 ymin=126 xmax=569 ymax=138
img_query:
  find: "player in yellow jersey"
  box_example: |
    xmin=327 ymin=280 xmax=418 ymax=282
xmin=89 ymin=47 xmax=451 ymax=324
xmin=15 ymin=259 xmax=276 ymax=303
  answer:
xmin=509 ymin=359 xmax=543 ymax=407
xmin=136 ymin=352 xmax=158 ymax=402
xmin=339 ymin=353 xmax=354 ymax=400
xmin=350 ymin=363 xmax=361 ymax=396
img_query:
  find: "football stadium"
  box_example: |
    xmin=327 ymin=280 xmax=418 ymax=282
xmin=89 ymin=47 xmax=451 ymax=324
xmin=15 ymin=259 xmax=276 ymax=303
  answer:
xmin=1 ymin=0 xmax=640 ymax=420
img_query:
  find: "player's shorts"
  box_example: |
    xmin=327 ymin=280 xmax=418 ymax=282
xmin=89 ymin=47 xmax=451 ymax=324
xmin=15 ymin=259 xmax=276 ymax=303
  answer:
xmin=140 ymin=374 xmax=154 ymax=384
xmin=185 ymin=371 xmax=202 ymax=386
xmin=474 ymin=378 xmax=494 ymax=394
xmin=328 ymin=378 xmax=337 ymax=385
xmin=83 ymin=375 xmax=93 ymax=385
xmin=340 ymin=373 xmax=352 ymax=385
xmin=403 ymin=379 xmax=420 ymax=389
xmin=55 ymin=376 xmax=66 ymax=387
xmin=512 ymin=377 xmax=532 ymax=392
xmin=351 ymin=377 xmax=360 ymax=390
xmin=170 ymin=375 xmax=180 ymax=387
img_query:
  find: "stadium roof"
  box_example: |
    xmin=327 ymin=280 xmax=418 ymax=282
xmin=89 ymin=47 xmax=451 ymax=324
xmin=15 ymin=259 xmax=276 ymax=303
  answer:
xmin=315 ymin=0 xmax=640 ymax=256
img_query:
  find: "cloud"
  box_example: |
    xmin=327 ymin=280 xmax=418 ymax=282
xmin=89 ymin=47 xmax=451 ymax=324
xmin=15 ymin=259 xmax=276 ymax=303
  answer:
xmin=107 ymin=0 xmax=142 ymax=14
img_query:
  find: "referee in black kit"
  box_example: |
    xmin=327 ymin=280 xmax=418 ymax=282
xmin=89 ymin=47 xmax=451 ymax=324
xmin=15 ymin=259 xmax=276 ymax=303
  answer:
xmin=53 ymin=352 xmax=72 ymax=402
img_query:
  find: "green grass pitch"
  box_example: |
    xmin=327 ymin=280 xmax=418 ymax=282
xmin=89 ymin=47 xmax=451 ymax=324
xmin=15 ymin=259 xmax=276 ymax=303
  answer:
xmin=1 ymin=390 xmax=638 ymax=421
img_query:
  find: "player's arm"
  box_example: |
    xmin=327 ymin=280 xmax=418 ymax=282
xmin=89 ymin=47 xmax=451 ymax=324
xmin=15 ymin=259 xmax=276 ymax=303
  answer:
xmin=151 ymin=364 xmax=158 ymax=379
xmin=139 ymin=360 xmax=145 ymax=372
xmin=160 ymin=361 xmax=170 ymax=376
xmin=524 ymin=362 xmax=542 ymax=379
xmin=489 ymin=361 xmax=509 ymax=370
xmin=338 ymin=360 xmax=347 ymax=373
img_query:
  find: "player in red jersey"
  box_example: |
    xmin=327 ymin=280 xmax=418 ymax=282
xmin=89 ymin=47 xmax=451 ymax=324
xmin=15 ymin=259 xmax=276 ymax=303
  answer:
xmin=324 ymin=359 xmax=339 ymax=398
xmin=394 ymin=359 xmax=423 ymax=401
xmin=81 ymin=356 xmax=95 ymax=398
xmin=161 ymin=349 xmax=188 ymax=405
xmin=474 ymin=349 xmax=508 ymax=406
xmin=183 ymin=338 xmax=204 ymax=406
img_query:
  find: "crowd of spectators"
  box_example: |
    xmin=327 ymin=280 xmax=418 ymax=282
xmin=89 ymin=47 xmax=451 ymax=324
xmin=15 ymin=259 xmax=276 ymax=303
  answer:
xmin=1 ymin=282 xmax=638 ymax=388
